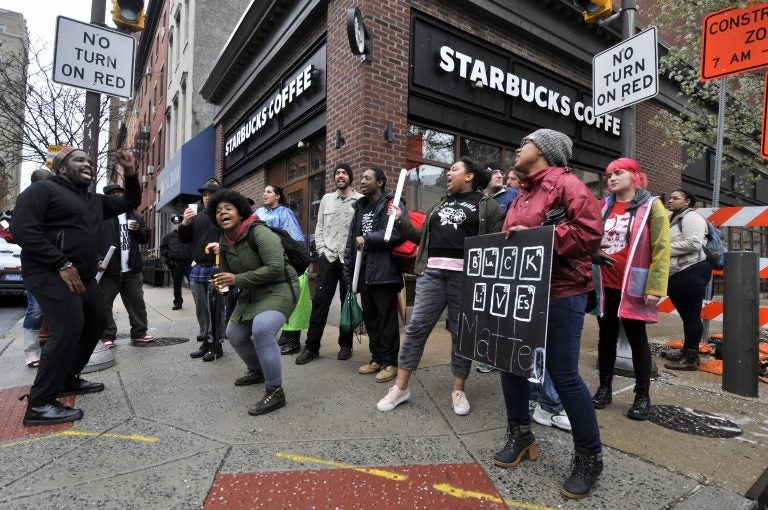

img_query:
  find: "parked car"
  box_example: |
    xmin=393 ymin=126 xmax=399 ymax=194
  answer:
xmin=0 ymin=239 xmax=24 ymax=296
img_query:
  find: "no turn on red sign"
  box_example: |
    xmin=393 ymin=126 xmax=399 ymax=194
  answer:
xmin=53 ymin=16 xmax=135 ymax=98
xmin=700 ymin=3 xmax=768 ymax=81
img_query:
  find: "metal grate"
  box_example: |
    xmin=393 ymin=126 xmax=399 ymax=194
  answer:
xmin=131 ymin=337 xmax=190 ymax=347
xmin=649 ymin=405 xmax=741 ymax=438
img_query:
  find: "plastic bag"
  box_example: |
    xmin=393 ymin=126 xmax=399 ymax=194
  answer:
xmin=340 ymin=290 xmax=363 ymax=333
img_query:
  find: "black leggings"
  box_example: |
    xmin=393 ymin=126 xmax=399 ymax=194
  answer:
xmin=596 ymin=287 xmax=651 ymax=386
xmin=667 ymin=260 xmax=711 ymax=351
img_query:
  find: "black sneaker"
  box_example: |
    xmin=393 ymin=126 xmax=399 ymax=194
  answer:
xmin=59 ymin=377 xmax=105 ymax=396
xmin=295 ymin=348 xmax=319 ymax=365
xmin=248 ymin=387 xmax=286 ymax=416
xmin=24 ymin=400 xmax=84 ymax=426
xmin=235 ymin=369 xmax=265 ymax=386
xmin=627 ymin=393 xmax=651 ymax=421
xmin=592 ymin=385 xmax=612 ymax=409
xmin=337 ymin=346 xmax=352 ymax=360
xmin=280 ymin=339 xmax=300 ymax=355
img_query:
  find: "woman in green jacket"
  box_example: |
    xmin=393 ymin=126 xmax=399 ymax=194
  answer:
xmin=208 ymin=190 xmax=298 ymax=416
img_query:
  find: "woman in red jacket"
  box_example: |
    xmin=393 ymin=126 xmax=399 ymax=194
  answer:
xmin=493 ymin=129 xmax=604 ymax=500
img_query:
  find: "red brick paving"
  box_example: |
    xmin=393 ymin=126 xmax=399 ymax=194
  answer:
xmin=205 ymin=463 xmax=507 ymax=509
xmin=0 ymin=386 xmax=76 ymax=441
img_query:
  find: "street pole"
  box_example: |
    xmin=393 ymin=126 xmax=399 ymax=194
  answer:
xmin=83 ymin=0 xmax=106 ymax=193
xmin=620 ymin=0 xmax=636 ymax=159
xmin=612 ymin=0 xmax=658 ymax=378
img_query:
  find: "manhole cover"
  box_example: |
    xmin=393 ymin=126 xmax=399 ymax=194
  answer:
xmin=131 ymin=337 xmax=190 ymax=347
xmin=649 ymin=405 xmax=741 ymax=438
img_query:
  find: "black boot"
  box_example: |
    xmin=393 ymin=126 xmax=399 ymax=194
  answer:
xmin=560 ymin=447 xmax=603 ymax=499
xmin=660 ymin=348 xmax=683 ymax=361
xmin=592 ymin=375 xmax=612 ymax=409
xmin=627 ymin=387 xmax=651 ymax=421
xmin=248 ymin=387 xmax=286 ymax=416
xmin=280 ymin=331 xmax=301 ymax=355
xmin=664 ymin=348 xmax=699 ymax=371
xmin=493 ymin=424 xmax=537 ymax=468
xmin=190 ymin=341 xmax=209 ymax=359
xmin=202 ymin=342 xmax=223 ymax=362
xmin=24 ymin=400 xmax=84 ymax=426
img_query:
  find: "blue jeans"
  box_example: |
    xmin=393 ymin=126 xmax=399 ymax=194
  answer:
xmin=500 ymin=294 xmax=601 ymax=453
xmin=23 ymin=291 xmax=43 ymax=330
xmin=529 ymin=371 xmax=563 ymax=414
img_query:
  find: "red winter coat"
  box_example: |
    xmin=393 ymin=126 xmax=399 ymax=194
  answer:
xmin=502 ymin=166 xmax=603 ymax=300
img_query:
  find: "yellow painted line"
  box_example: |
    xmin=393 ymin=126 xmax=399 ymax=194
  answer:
xmin=433 ymin=483 xmax=555 ymax=510
xmin=0 ymin=430 xmax=159 ymax=448
xmin=274 ymin=451 xmax=407 ymax=481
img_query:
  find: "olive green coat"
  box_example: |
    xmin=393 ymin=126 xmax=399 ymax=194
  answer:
xmin=220 ymin=222 xmax=298 ymax=322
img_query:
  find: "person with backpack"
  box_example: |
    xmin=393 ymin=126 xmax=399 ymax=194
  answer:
xmin=590 ymin=158 xmax=670 ymax=421
xmin=375 ymin=157 xmax=502 ymax=416
xmin=663 ymin=189 xmax=711 ymax=371
xmin=253 ymin=185 xmax=311 ymax=357
xmin=208 ymin=189 xmax=299 ymax=416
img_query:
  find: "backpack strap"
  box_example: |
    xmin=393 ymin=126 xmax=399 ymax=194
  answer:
xmin=246 ymin=221 xmax=298 ymax=303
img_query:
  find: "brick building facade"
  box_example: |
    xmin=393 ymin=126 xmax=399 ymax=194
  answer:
xmin=199 ymin=0 xmax=763 ymax=251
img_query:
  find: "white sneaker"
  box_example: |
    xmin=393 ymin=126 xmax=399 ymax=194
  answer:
xmin=532 ymin=403 xmax=555 ymax=427
xmin=452 ymin=390 xmax=471 ymax=416
xmin=551 ymin=411 xmax=572 ymax=432
xmin=377 ymin=385 xmax=410 ymax=412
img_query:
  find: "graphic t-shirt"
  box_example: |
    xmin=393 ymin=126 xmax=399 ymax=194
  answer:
xmin=118 ymin=213 xmax=130 ymax=273
xmin=360 ymin=200 xmax=378 ymax=236
xmin=428 ymin=191 xmax=481 ymax=259
xmin=601 ymin=200 xmax=631 ymax=289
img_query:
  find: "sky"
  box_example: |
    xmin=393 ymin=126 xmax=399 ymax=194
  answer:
xmin=1 ymin=0 xmax=110 ymax=191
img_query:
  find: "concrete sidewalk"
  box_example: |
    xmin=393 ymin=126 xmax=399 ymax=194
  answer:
xmin=0 ymin=283 xmax=763 ymax=509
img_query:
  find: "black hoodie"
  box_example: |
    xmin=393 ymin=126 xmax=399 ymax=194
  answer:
xmin=12 ymin=174 xmax=142 ymax=279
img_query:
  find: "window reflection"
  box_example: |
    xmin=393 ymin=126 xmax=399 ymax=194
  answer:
xmin=460 ymin=138 xmax=501 ymax=166
xmin=406 ymin=164 xmax=447 ymax=212
xmin=287 ymin=151 xmax=308 ymax=182
xmin=407 ymin=125 xmax=455 ymax=164
xmin=308 ymin=172 xmax=324 ymax=241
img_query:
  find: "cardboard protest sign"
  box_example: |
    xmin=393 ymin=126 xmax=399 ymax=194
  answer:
xmin=456 ymin=227 xmax=554 ymax=381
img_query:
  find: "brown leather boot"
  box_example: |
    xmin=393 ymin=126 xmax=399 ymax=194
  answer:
xmin=664 ymin=348 xmax=699 ymax=371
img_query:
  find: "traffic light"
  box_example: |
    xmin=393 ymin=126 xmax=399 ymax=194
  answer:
xmin=111 ymin=0 xmax=145 ymax=32
xmin=576 ymin=0 xmax=612 ymax=23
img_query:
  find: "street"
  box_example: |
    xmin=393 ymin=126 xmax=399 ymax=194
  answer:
xmin=0 ymin=285 xmax=762 ymax=509
xmin=0 ymin=295 xmax=25 ymax=339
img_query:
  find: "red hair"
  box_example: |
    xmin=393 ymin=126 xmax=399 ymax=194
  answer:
xmin=605 ymin=157 xmax=647 ymax=189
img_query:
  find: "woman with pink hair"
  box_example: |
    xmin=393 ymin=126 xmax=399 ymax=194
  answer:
xmin=590 ymin=157 xmax=670 ymax=421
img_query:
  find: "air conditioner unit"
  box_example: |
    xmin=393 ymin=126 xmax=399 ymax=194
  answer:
xmin=151 ymin=106 xmax=157 ymax=116
xmin=140 ymin=122 xmax=150 ymax=134
xmin=147 ymin=165 xmax=155 ymax=175
xmin=142 ymin=175 xmax=149 ymax=183
xmin=145 ymin=65 xmax=152 ymax=76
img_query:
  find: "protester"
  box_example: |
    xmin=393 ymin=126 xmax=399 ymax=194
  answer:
xmin=179 ymin=178 xmax=225 ymax=361
xmin=12 ymin=147 xmax=140 ymax=425
xmin=342 ymin=168 xmax=406 ymax=383
xmin=663 ymin=189 xmax=709 ymax=371
xmin=160 ymin=215 xmax=192 ymax=310
xmin=253 ymin=185 xmax=310 ymax=355
xmin=296 ymin=163 xmax=362 ymax=365
xmin=98 ymin=184 xmax=153 ymax=347
xmin=376 ymin=157 xmax=501 ymax=415
xmin=590 ymin=158 xmax=670 ymax=420
xmin=208 ymin=189 xmax=298 ymax=415
xmin=20 ymin=168 xmax=53 ymax=368
xmin=494 ymin=129 xmax=603 ymax=499
xmin=506 ymin=168 xmax=521 ymax=190
xmin=484 ymin=161 xmax=517 ymax=215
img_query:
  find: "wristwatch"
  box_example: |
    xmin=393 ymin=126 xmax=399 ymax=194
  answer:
xmin=58 ymin=262 xmax=74 ymax=271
